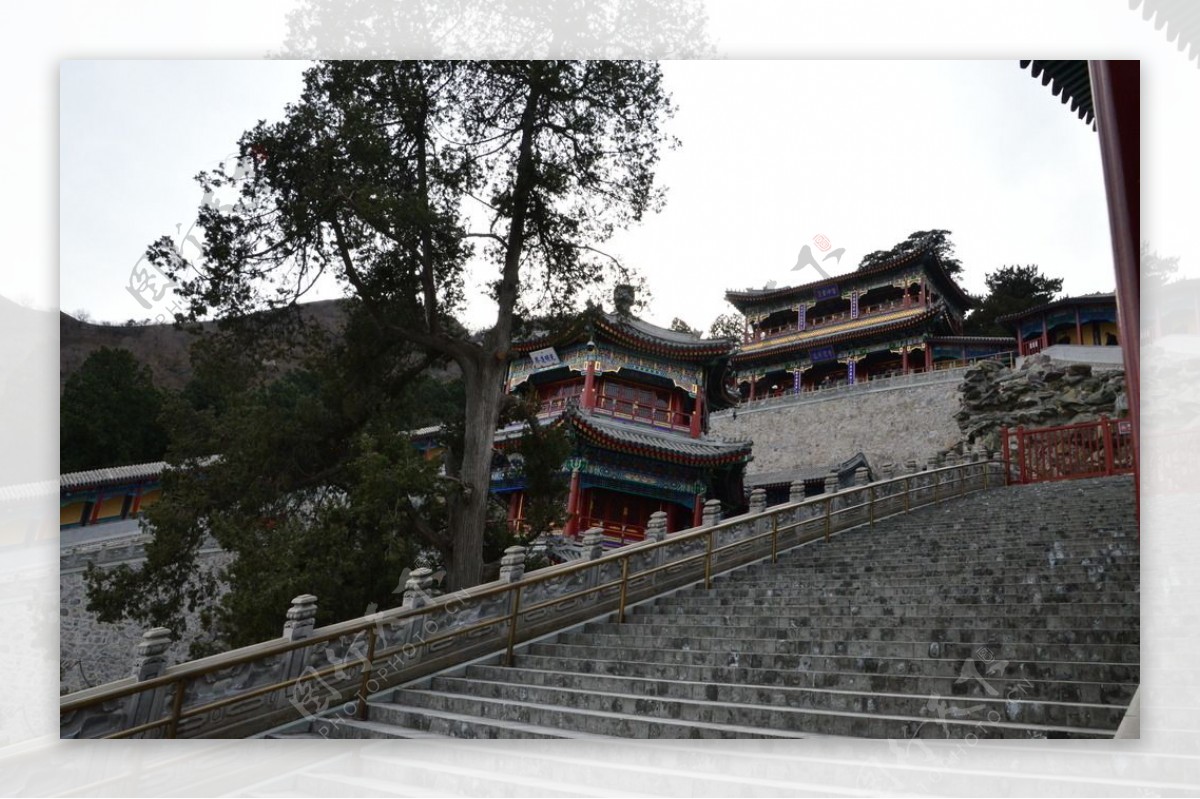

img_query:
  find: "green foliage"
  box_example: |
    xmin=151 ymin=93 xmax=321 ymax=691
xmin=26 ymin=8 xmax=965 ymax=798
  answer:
xmin=146 ymin=59 xmax=676 ymax=591
xmin=858 ymin=229 xmax=963 ymax=276
xmin=85 ymin=308 xmax=463 ymax=652
xmin=668 ymin=317 xmax=699 ymax=335
xmin=963 ymin=264 xmax=1064 ymax=337
xmin=1142 ymin=242 xmax=1179 ymax=292
xmin=61 ymin=347 xmax=168 ymax=472
xmin=707 ymin=313 xmax=744 ymax=340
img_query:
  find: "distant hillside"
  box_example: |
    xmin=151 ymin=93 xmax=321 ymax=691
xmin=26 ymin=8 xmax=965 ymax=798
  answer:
xmin=59 ymin=300 xmax=349 ymax=393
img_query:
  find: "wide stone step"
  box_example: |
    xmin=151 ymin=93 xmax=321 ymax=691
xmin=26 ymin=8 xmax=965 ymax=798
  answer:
xmin=644 ymin=595 xmax=1141 ymax=613
xmin=525 ymin=642 xmax=1140 ymax=684
xmin=393 ymin=676 xmax=1104 ymax=739
xmin=386 ymin=689 xmax=814 ymax=739
xmin=553 ymin=632 xmax=1138 ymax=664
xmin=586 ymin=620 xmax=1140 ymax=647
xmin=671 ymin=582 xmax=1140 ymax=601
xmin=457 ymin=666 xmax=1129 ymax=731
xmin=302 ymin=717 xmax=454 ymax=740
xmin=631 ymin=602 xmax=1139 ymax=624
xmin=772 ymin=553 xmax=1138 ymax=569
xmin=727 ymin=559 xmax=1140 ymax=581
xmin=511 ymin=653 xmax=1137 ymax=705
xmin=364 ymin=700 xmax=616 ymax=739
xmin=740 ymin=551 xmax=1139 ymax=569
xmin=414 ymin=675 xmax=1111 ymax=739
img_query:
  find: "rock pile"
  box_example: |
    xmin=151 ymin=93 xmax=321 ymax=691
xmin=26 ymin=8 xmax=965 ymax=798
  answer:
xmin=955 ymin=354 xmax=1127 ymax=451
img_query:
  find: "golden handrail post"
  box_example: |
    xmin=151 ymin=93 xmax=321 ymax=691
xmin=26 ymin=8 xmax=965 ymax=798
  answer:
xmin=771 ymin=514 xmax=779 ymax=564
xmin=505 ymin=586 xmax=522 ymax=667
xmin=166 ymin=676 xmax=186 ymax=739
xmin=617 ymin=557 xmax=630 ymax=624
xmin=824 ymin=497 xmax=832 ymax=542
xmin=355 ymin=625 xmax=378 ymax=721
xmin=704 ymin=528 xmax=715 ymax=589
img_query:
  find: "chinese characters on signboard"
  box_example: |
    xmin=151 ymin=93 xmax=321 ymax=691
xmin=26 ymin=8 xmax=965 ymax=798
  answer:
xmin=809 ymin=346 xmax=836 ymax=363
xmin=814 ymin=284 xmax=840 ymax=301
xmin=529 ymin=347 xmax=561 ymax=370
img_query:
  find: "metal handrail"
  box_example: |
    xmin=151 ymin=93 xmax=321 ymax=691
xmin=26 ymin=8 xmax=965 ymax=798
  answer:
xmin=60 ymin=460 xmax=1003 ymax=739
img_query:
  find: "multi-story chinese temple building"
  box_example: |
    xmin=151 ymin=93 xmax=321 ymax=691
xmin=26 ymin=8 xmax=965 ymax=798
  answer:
xmin=725 ymin=249 xmax=1014 ymax=399
xmin=498 ymin=286 xmax=751 ymax=545
xmin=996 ymin=293 xmax=1120 ymax=356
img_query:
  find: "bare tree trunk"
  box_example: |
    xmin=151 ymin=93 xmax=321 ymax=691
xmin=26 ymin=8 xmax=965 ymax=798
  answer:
xmin=444 ymin=358 xmax=505 ymax=591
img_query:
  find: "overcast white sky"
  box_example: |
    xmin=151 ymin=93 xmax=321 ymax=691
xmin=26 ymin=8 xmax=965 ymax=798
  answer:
xmin=60 ymin=58 xmax=1115 ymax=333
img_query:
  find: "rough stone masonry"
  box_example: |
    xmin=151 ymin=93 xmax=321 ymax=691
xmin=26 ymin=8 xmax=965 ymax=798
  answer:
xmin=955 ymin=354 xmax=1127 ymax=453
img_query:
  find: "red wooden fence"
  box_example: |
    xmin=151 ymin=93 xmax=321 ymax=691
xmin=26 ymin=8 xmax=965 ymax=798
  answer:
xmin=1001 ymin=416 xmax=1135 ymax=485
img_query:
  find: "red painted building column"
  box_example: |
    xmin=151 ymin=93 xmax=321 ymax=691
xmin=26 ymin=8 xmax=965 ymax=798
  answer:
xmin=130 ymin=483 xmax=144 ymax=516
xmin=564 ymin=470 xmax=582 ymax=537
xmin=692 ymin=493 xmax=704 ymax=528
xmin=507 ymin=492 xmax=520 ymax=526
xmin=89 ymin=490 xmax=104 ymax=525
xmin=582 ymin=360 xmax=597 ymax=409
xmin=924 ymin=346 xmax=933 ymax=372
xmin=1090 ymin=59 xmax=1140 ymax=510
xmin=901 ymin=347 xmax=909 ymax=374
xmin=748 ymin=377 xmax=756 ymax=402
xmin=689 ymin=392 xmax=703 ymax=438
xmin=1075 ymin=308 xmax=1083 ymax=346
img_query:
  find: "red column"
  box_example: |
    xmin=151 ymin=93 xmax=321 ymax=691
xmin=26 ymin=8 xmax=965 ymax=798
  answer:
xmin=689 ymin=392 xmax=703 ymax=438
xmin=507 ymin=492 xmax=520 ymax=526
xmin=924 ymin=346 xmax=933 ymax=372
xmin=692 ymin=493 xmax=704 ymax=528
xmin=582 ymin=360 xmax=596 ymax=409
xmin=130 ymin=483 xmax=144 ymax=516
xmin=1075 ymin=308 xmax=1083 ymax=346
xmin=564 ymin=470 xmax=581 ymax=537
xmin=1041 ymin=315 xmax=1049 ymax=352
xmin=748 ymin=377 xmax=756 ymax=402
xmin=90 ymin=490 xmax=104 ymax=525
xmin=901 ymin=347 xmax=909 ymax=374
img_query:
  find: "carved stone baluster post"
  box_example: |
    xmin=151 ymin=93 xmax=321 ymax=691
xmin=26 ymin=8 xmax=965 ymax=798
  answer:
xmin=748 ymin=488 xmax=767 ymax=516
xmin=402 ymin=568 xmax=436 ymax=610
xmin=499 ymin=546 xmax=527 ymax=583
xmin=125 ymin=627 xmax=172 ymax=736
xmin=581 ymin=527 xmax=605 ymax=594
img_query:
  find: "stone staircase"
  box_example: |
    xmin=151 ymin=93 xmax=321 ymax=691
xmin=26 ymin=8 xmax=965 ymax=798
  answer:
xmin=272 ymin=475 xmax=1138 ymax=740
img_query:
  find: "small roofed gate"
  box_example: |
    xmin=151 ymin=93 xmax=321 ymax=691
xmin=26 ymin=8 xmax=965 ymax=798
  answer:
xmin=1001 ymin=416 xmax=1135 ymax=485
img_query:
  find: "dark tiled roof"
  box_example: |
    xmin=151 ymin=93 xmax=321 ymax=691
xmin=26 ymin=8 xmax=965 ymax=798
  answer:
xmin=725 ymin=247 xmax=974 ymax=311
xmin=1020 ymin=60 xmax=1095 ymax=127
xmin=995 ymin=293 xmax=1117 ymax=325
xmin=746 ymin=453 xmax=872 ymax=488
xmin=61 ymin=461 xmax=166 ymax=490
xmin=568 ymin=408 xmax=752 ymax=466
xmin=512 ymin=308 xmax=737 ymax=361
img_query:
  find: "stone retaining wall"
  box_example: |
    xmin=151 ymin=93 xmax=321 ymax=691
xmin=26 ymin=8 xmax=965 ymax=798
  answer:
xmin=710 ymin=380 xmax=964 ymax=476
xmin=60 ymin=546 xmax=231 ymax=694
